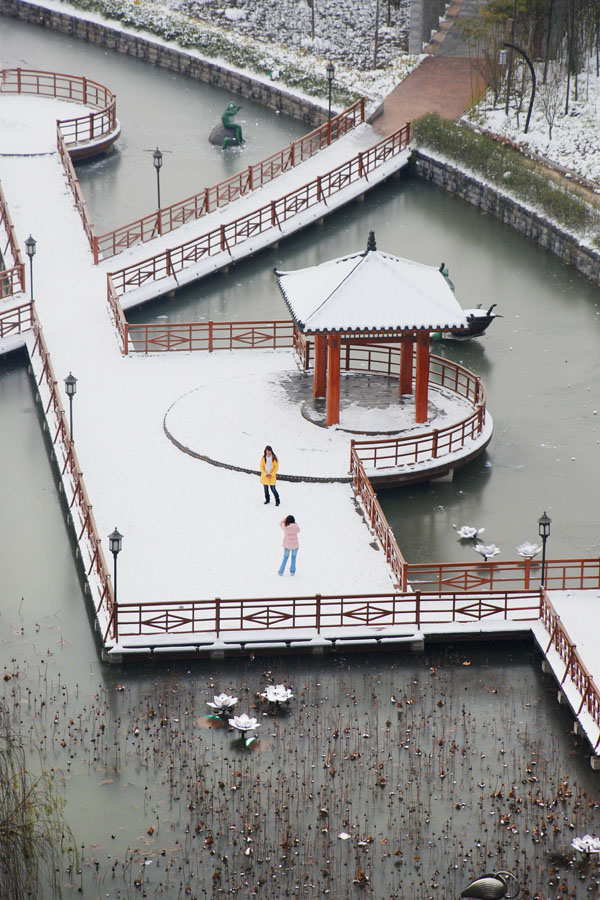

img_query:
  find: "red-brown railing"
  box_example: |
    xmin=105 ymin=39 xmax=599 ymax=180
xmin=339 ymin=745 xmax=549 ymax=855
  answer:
xmin=95 ymin=99 xmax=365 ymax=261
xmin=0 ymin=68 xmax=117 ymax=145
xmin=108 ymin=122 xmax=412 ymax=298
xmin=405 ymin=556 xmax=600 ymax=593
xmin=108 ymin=589 xmax=542 ymax=643
xmin=0 ymin=182 xmax=26 ymax=298
xmin=57 ymin=130 xmax=99 ymax=259
xmin=125 ymin=319 xmax=296 ymax=354
xmin=28 ymin=307 xmax=114 ymax=624
xmin=540 ymin=590 xmax=600 ymax=748
xmin=0 ymin=302 xmax=34 ymax=339
xmin=350 ymin=452 xmax=408 ymax=589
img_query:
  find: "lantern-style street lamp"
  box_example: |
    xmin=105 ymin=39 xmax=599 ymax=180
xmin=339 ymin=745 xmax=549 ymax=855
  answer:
xmin=538 ymin=511 xmax=551 ymax=587
xmin=64 ymin=372 xmax=77 ymax=442
xmin=153 ymin=147 xmax=163 ymax=210
xmin=25 ymin=234 xmax=36 ymax=301
xmin=326 ymin=62 xmax=335 ymax=121
xmin=108 ymin=527 xmax=123 ymax=604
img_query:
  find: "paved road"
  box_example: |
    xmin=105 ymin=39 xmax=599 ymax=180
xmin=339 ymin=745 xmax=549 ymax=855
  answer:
xmin=374 ymin=0 xmax=486 ymax=136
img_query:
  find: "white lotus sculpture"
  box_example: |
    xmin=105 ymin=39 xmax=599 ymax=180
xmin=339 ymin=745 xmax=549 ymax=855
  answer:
xmin=572 ymin=834 xmax=600 ymax=854
xmin=261 ymin=684 xmax=294 ymax=704
xmin=456 ymin=526 xmax=485 ymax=540
xmin=206 ymin=693 xmax=238 ymax=718
xmin=474 ymin=542 xmax=501 ymax=561
xmin=516 ymin=542 xmax=542 ymax=559
xmin=229 ymin=713 xmax=260 ymax=746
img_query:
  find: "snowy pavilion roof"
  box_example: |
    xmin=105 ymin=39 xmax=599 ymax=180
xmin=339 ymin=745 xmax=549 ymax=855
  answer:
xmin=274 ymin=249 xmax=468 ymax=334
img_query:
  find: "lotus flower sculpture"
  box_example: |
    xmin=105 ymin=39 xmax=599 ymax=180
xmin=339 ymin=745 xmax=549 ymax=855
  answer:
xmin=516 ymin=542 xmax=542 ymax=559
xmin=206 ymin=693 xmax=238 ymax=720
xmin=456 ymin=526 xmax=485 ymax=540
xmin=474 ymin=542 xmax=501 ymax=561
xmin=572 ymin=834 xmax=600 ymax=854
xmin=261 ymin=684 xmax=294 ymax=705
xmin=229 ymin=713 xmax=260 ymax=747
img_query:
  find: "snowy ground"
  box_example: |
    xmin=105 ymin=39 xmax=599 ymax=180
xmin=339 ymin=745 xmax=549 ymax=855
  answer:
xmin=467 ymin=57 xmax=600 ymax=188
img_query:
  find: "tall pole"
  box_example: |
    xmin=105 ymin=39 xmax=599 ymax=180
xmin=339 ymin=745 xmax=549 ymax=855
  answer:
xmin=25 ymin=234 xmax=36 ymax=302
xmin=153 ymin=147 xmax=163 ymax=210
xmin=503 ymin=42 xmax=537 ymax=133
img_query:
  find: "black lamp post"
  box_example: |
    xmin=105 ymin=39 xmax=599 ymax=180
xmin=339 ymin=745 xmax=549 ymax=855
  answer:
xmin=538 ymin=511 xmax=551 ymax=587
xmin=64 ymin=372 xmax=77 ymax=442
xmin=326 ymin=62 xmax=335 ymax=121
xmin=500 ymin=41 xmax=537 ymax=133
xmin=25 ymin=234 xmax=36 ymax=301
xmin=108 ymin=527 xmax=123 ymax=604
xmin=153 ymin=147 xmax=163 ymax=210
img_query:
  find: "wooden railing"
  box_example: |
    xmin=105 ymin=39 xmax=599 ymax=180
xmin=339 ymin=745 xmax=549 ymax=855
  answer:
xmin=540 ymin=590 xmax=600 ymax=748
xmin=0 ymin=302 xmax=34 ymax=340
xmin=350 ymin=452 xmax=408 ymax=589
xmin=405 ymin=556 xmax=600 ymax=593
xmin=0 ymin=68 xmax=117 ymax=145
xmin=0 ymin=183 xmax=25 ymax=298
xmin=125 ymin=319 xmax=296 ymax=354
xmin=108 ymin=588 xmax=542 ymax=643
xmin=28 ymin=307 xmax=114 ymax=625
xmin=108 ymin=121 xmax=412 ymax=298
xmin=57 ymin=131 xmax=99 ymax=259
xmin=95 ymin=99 xmax=365 ymax=261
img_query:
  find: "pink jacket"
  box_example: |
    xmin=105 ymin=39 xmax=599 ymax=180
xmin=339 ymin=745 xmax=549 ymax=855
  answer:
xmin=280 ymin=520 xmax=300 ymax=549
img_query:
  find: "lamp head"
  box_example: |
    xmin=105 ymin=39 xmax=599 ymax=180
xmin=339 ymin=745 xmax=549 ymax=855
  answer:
xmin=153 ymin=147 xmax=163 ymax=170
xmin=25 ymin=235 xmax=37 ymax=259
xmin=108 ymin=527 xmax=123 ymax=556
xmin=64 ymin=372 xmax=78 ymax=397
xmin=326 ymin=61 xmax=335 ymax=82
xmin=498 ymin=49 xmax=507 ymax=66
xmin=538 ymin=511 xmax=552 ymax=539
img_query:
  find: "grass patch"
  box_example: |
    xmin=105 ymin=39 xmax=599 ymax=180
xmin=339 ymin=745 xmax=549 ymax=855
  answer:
xmin=412 ymin=113 xmax=600 ymax=241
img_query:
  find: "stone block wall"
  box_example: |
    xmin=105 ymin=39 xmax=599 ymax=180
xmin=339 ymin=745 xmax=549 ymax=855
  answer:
xmin=408 ymin=0 xmax=448 ymax=53
xmin=412 ymin=150 xmax=600 ymax=286
xmin=0 ymin=0 xmax=326 ymax=127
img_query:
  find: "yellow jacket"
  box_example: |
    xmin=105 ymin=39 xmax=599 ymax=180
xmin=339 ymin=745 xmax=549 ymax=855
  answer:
xmin=260 ymin=455 xmax=279 ymax=485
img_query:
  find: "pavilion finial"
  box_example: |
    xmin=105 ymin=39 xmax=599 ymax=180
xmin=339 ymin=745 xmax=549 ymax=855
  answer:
xmin=367 ymin=231 xmax=376 ymax=252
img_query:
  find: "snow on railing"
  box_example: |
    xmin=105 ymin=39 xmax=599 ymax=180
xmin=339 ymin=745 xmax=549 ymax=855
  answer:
xmin=28 ymin=308 xmax=114 ymax=627
xmin=108 ymin=121 xmax=411 ymax=298
xmin=0 ymin=182 xmax=26 ymax=298
xmin=95 ymin=99 xmax=366 ymax=261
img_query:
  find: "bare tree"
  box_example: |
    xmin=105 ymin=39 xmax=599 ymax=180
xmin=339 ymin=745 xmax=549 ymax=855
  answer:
xmin=539 ymin=65 xmax=563 ymax=139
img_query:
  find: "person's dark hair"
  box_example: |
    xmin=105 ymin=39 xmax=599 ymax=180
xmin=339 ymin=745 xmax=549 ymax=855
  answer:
xmin=284 ymin=515 xmax=295 ymax=526
xmin=263 ymin=445 xmax=278 ymax=461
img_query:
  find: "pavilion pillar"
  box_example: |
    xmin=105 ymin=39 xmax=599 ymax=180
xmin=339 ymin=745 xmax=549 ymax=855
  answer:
xmin=399 ymin=339 xmax=413 ymax=396
xmin=313 ymin=333 xmax=327 ymax=398
xmin=414 ymin=331 xmax=430 ymax=424
xmin=326 ymin=333 xmax=341 ymax=426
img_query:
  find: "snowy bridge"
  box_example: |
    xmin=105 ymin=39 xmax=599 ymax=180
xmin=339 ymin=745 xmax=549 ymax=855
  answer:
xmin=1 ymin=72 xmax=599 ymax=762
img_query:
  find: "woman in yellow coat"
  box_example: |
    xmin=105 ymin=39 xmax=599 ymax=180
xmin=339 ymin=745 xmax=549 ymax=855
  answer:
xmin=260 ymin=445 xmax=280 ymax=506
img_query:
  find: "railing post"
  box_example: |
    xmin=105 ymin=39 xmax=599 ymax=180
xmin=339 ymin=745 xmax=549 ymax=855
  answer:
xmin=123 ymin=322 xmax=129 ymax=355
xmin=208 ymin=320 xmax=213 ymax=352
xmin=247 ymin=165 xmax=253 ymax=192
xmin=360 ymin=97 xmax=365 ymax=122
xmin=315 ymin=594 xmax=321 ymax=633
xmin=215 ymin=597 xmax=221 ymax=637
xmin=431 ymin=429 xmax=439 ymax=458
xmin=93 ymin=234 xmax=99 ymax=265
xmin=415 ymin=591 xmax=421 ymax=629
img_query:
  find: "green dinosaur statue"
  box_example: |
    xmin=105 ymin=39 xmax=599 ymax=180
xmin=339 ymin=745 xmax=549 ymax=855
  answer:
xmin=221 ymin=102 xmax=245 ymax=149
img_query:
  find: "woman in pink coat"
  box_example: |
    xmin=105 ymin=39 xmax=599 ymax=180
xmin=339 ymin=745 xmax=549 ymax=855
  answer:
xmin=278 ymin=515 xmax=300 ymax=576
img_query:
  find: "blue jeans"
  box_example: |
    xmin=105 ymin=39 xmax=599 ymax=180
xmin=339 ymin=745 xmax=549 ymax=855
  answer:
xmin=278 ymin=547 xmax=297 ymax=575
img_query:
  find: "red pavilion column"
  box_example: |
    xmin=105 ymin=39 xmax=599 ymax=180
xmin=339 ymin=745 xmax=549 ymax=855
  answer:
xmin=414 ymin=331 xmax=430 ymax=424
xmin=326 ymin=333 xmax=341 ymax=426
xmin=399 ymin=338 xmax=413 ymax=396
xmin=313 ymin=333 xmax=327 ymax=398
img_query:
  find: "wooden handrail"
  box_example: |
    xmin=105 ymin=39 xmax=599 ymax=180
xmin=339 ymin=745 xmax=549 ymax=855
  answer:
xmin=28 ymin=307 xmax=115 ymax=636
xmin=95 ymin=99 xmax=365 ymax=261
xmin=0 ymin=183 xmax=26 ymax=298
xmin=108 ymin=122 xmax=411 ymax=297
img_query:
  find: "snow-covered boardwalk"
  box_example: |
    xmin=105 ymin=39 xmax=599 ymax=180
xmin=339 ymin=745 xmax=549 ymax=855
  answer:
xmin=2 ymin=89 xmax=600 ymax=761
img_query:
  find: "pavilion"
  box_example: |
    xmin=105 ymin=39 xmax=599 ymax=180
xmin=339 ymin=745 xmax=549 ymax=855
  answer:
xmin=274 ymin=233 xmax=468 ymax=426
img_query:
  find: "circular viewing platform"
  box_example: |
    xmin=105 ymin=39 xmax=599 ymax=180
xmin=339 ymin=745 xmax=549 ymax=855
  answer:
xmin=163 ymin=345 xmax=492 ymax=486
